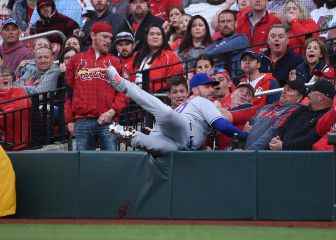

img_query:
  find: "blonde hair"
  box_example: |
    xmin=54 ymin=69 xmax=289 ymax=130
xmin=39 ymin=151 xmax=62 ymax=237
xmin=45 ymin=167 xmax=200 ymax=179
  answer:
xmin=283 ymin=0 xmax=310 ymax=20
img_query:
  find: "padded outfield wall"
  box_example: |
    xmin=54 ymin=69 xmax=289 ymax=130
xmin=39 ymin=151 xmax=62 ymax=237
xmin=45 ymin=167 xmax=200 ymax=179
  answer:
xmin=7 ymin=151 xmax=336 ymax=220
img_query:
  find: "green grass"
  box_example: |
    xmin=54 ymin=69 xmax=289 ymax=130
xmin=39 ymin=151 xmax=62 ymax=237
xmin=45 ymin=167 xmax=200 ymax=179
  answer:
xmin=1 ymin=224 xmax=336 ymax=240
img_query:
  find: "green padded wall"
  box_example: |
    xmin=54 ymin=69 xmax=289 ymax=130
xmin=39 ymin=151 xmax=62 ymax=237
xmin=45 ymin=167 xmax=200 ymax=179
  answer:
xmin=9 ymin=152 xmax=79 ymax=218
xmin=78 ymin=152 xmax=172 ymax=218
xmin=257 ymin=151 xmax=334 ymax=220
xmin=171 ymin=151 xmax=257 ymax=219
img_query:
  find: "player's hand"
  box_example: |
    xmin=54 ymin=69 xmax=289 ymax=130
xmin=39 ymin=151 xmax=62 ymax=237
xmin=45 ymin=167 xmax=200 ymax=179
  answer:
xmin=269 ymin=136 xmax=283 ymax=150
xmin=67 ymin=122 xmax=75 ymax=136
xmin=97 ymin=109 xmax=116 ymax=125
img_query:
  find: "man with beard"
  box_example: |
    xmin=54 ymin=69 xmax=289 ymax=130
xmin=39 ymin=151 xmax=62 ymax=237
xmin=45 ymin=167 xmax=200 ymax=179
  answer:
xmin=205 ymin=10 xmax=249 ymax=81
xmin=81 ymin=0 xmax=128 ymax=50
xmin=120 ymin=0 xmax=163 ymax=50
xmin=65 ymin=22 xmax=128 ymax=151
xmin=113 ymin=31 xmax=136 ymax=80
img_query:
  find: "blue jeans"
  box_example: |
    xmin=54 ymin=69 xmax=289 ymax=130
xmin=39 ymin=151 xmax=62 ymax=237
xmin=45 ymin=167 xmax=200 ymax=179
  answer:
xmin=74 ymin=118 xmax=117 ymax=151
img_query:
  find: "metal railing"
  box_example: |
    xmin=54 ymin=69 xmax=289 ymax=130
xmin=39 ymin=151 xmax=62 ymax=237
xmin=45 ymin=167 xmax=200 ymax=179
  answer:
xmin=19 ymin=30 xmax=66 ymax=43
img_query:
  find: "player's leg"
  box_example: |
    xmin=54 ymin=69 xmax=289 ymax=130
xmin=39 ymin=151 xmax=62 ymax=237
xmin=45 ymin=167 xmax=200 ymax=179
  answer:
xmin=131 ymin=132 xmax=179 ymax=155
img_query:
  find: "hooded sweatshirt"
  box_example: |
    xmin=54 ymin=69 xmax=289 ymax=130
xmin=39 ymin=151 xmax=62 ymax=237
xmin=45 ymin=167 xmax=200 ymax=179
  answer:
xmin=31 ymin=0 xmax=79 ymax=40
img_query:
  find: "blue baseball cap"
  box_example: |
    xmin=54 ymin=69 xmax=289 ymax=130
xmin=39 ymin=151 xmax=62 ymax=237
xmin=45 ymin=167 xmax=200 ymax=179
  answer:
xmin=189 ymin=73 xmax=219 ymax=90
xmin=1 ymin=18 xmax=19 ymax=31
xmin=240 ymin=50 xmax=260 ymax=62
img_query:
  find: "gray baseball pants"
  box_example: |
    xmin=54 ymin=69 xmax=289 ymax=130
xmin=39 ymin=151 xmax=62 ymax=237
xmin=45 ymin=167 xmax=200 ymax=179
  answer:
xmin=120 ymin=80 xmax=190 ymax=154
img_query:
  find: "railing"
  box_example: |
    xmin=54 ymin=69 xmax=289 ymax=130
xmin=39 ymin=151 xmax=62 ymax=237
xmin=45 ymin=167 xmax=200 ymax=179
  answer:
xmin=0 ymin=88 xmax=68 ymax=150
xmin=19 ymin=30 xmax=66 ymax=43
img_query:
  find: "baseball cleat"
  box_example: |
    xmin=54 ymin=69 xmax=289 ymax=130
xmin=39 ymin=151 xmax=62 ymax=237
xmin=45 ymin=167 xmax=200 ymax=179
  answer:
xmin=109 ymin=123 xmax=136 ymax=140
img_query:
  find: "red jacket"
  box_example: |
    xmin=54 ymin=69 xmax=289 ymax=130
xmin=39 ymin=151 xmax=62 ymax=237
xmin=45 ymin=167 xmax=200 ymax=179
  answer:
xmin=287 ymin=19 xmax=320 ymax=54
xmin=0 ymin=88 xmax=31 ymax=150
xmin=65 ymin=48 xmax=128 ymax=123
xmin=237 ymin=9 xmax=280 ymax=52
xmin=149 ymin=0 xmax=182 ymax=20
xmin=313 ymin=106 xmax=336 ymax=151
xmin=134 ymin=49 xmax=184 ymax=93
xmin=251 ymin=73 xmax=279 ymax=108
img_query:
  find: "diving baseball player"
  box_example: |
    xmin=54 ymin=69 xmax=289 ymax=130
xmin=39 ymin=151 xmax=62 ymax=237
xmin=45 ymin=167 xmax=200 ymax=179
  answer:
xmin=107 ymin=66 xmax=247 ymax=155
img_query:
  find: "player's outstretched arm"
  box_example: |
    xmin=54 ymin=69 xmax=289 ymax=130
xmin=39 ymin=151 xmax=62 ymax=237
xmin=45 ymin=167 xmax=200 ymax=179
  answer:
xmin=212 ymin=117 xmax=248 ymax=139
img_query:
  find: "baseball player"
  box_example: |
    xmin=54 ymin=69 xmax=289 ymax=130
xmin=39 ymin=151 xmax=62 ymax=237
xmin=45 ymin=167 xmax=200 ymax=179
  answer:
xmin=107 ymin=66 xmax=247 ymax=155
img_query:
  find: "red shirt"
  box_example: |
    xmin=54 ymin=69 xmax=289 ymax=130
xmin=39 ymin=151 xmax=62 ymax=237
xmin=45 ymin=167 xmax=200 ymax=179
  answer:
xmin=288 ymin=19 xmax=320 ymax=54
xmin=134 ymin=49 xmax=184 ymax=92
xmin=149 ymin=0 xmax=182 ymax=21
xmin=65 ymin=48 xmax=128 ymax=123
xmin=237 ymin=9 xmax=280 ymax=52
xmin=0 ymin=88 xmax=31 ymax=150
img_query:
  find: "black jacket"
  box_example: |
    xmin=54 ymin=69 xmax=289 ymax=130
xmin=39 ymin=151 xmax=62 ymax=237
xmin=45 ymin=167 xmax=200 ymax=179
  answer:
xmin=120 ymin=12 xmax=164 ymax=50
xmin=279 ymin=105 xmax=329 ymax=150
xmin=81 ymin=9 xmax=129 ymax=50
xmin=260 ymin=49 xmax=303 ymax=87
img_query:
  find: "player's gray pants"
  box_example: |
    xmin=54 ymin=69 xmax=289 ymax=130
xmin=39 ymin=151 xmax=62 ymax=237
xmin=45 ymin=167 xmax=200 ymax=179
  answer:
xmin=121 ymin=80 xmax=191 ymax=153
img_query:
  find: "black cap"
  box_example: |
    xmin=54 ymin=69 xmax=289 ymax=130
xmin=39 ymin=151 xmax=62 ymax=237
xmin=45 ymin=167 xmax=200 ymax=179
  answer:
xmin=286 ymin=79 xmax=307 ymax=96
xmin=309 ymin=79 xmax=335 ymax=99
xmin=240 ymin=50 xmax=260 ymax=62
xmin=114 ymin=31 xmax=135 ymax=44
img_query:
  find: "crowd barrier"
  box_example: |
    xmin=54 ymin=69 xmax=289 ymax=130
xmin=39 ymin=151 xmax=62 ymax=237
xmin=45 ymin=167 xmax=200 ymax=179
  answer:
xmin=7 ymin=151 xmax=336 ymax=220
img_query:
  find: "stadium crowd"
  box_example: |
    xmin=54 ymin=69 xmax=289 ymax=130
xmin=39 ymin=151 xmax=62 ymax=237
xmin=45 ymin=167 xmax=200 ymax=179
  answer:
xmin=0 ymin=0 xmax=335 ymax=152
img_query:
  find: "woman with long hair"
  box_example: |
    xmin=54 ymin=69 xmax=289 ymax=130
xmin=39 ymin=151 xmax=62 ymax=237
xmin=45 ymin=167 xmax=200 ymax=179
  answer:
xmin=178 ymin=15 xmax=213 ymax=73
xmin=295 ymin=38 xmax=334 ymax=83
xmin=163 ymin=7 xmax=185 ymax=49
xmin=282 ymin=0 xmax=320 ymax=54
xmin=133 ymin=24 xmax=183 ymax=92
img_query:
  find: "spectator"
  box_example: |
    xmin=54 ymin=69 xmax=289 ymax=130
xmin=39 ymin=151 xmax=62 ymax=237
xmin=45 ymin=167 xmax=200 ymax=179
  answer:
xmin=11 ymin=0 xmax=36 ymax=31
xmin=296 ymin=38 xmax=331 ymax=83
xmin=268 ymin=0 xmax=317 ymax=14
xmin=64 ymin=35 xmax=81 ymax=52
xmin=269 ymin=80 xmax=334 ymax=150
xmin=65 ymin=21 xmax=128 ymax=151
xmin=81 ymin=0 xmax=127 ymax=50
xmin=163 ymin=7 xmax=185 ymax=49
xmin=59 ymin=46 xmax=78 ymax=82
xmin=237 ymin=0 xmax=281 ymax=52
xmin=133 ymin=25 xmax=183 ymax=92
xmin=29 ymin=0 xmax=83 ymax=28
xmin=281 ymin=0 xmax=320 ymax=54
xmin=113 ymin=31 xmax=135 ymax=80
xmin=240 ymin=50 xmax=279 ymax=108
xmin=205 ymin=9 xmax=250 ymax=81
xmin=167 ymin=76 xmax=188 ymax=108
xmin=212 ymin=67 xmax=234 ymax=109
xmin=184 ymin=0 xmax=232 ymax=32
xmin=31 ymin=0 xmax=79 ymax=37
xmin=260 ymin=24 xmax=303 ymax=86
xmin=122 ymin=0 xmax=164 ymax=50
xmin=15 ymin=47 xmax=61 ymax=95
xmin=230 ymin=0 xmax=250 ymax=11
xmin=245 ymin=79 xmax=306 ymax=150
xmin=32 ymin=37 xmax=51 ymax=51
xmin=178 ymin=15 xmax=212 ymax=72
xmin=0 ymin=18 xmax=33 ymax=73
xmin=194 ymin=54 xmax=214 ymax=74
xmin=311 ymin=0 xmax=336 ymax=38
xmin=149 ymin=0 xmax=183 ymax=21
xmin=170 ymin=13 xmax=191 ymax=50
xmin=0 ymin=66 xmax=31 ymax=150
